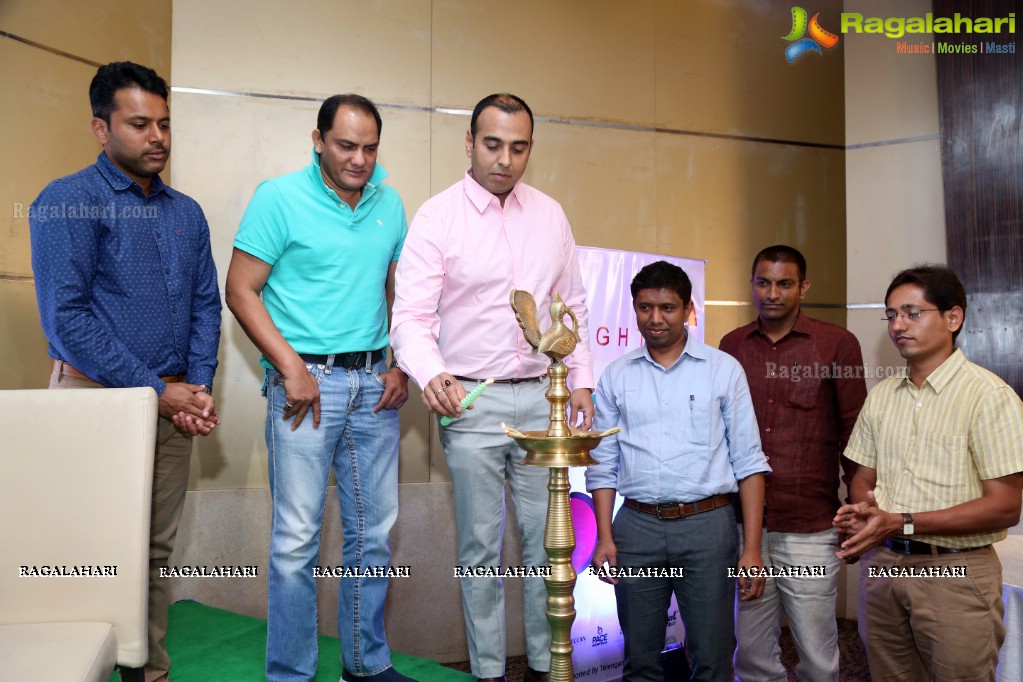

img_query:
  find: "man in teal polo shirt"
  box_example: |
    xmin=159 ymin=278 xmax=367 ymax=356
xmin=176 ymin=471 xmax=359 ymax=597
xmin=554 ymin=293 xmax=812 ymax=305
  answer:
xmin=226 ymin=94 xmax=415 ymax=682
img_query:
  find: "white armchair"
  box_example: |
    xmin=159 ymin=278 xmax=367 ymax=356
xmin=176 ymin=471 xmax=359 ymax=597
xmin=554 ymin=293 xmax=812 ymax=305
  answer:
xmin=0 ymin=387 xmax=157 ymax=682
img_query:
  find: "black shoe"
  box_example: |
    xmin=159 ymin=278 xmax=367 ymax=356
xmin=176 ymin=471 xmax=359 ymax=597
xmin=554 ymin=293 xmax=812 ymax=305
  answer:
xmin=341 ymin=667 xmax=419 ymax=682
xmin=522 ymin=668 xmax=549 ymax=682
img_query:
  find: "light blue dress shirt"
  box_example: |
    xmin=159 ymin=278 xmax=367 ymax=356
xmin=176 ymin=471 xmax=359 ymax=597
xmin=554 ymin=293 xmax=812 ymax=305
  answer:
xmin=585 ymin=334 xmax=771 ymax=503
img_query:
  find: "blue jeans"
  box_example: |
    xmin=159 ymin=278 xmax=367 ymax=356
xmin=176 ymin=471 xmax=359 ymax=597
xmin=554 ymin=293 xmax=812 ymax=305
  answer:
xmin=613 ymin=505 xmax=739 ymax=682
xmin=264 ymin=357 xmax=399 ymax=681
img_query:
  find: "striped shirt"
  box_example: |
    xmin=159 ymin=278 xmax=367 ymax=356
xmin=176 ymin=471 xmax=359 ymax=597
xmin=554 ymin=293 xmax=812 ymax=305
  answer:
xmin=845 ymin=349 xmax=1023 ymax=548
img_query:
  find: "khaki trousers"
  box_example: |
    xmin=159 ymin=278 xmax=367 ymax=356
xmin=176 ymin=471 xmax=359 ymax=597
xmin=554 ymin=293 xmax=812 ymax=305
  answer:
xmin=50 ymin=368 xmax=192 ymax=682
xmin=860 ymin=544 xmax=1005 ymax=682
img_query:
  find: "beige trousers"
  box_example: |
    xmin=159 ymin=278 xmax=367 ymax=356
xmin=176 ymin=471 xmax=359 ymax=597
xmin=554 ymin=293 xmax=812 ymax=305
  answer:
xmin=860 ymin=544 xmax=1005 ymax=682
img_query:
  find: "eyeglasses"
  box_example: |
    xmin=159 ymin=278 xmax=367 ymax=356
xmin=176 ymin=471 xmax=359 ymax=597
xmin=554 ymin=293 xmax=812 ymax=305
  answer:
xmin=882 ymin=309 xmax=941 ymax=323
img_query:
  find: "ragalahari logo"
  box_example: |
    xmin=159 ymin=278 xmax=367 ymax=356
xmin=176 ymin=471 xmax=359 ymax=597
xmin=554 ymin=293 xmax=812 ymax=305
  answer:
xmin=783 ymin=7 xmax=840 ymax=62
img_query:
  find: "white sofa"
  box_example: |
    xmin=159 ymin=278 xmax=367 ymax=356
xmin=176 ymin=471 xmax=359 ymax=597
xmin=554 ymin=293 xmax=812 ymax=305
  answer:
xmin=0 ymin=387 xmax=157 ymax=682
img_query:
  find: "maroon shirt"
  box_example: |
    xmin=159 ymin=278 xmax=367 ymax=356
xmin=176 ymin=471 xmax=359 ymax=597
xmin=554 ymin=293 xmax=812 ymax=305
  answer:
xmin=720 ymin=312 xmax=867 ymax=533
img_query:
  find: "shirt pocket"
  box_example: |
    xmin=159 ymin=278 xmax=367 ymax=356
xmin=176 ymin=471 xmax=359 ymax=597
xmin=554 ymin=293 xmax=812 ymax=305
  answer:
xmin=913 ymin=434 xmax=971 ymax=510
xmin=785 ymin=376 xmax=822 ymax=410
xmin=685 ymin=398 xmax=722 ymax=449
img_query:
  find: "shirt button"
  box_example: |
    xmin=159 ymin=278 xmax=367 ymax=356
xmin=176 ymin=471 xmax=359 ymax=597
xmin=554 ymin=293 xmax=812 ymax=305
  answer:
xmin=155 ymin=231 xmax=162 ymax=238
xmin=770 ymin=372 xmax=776 ymax=377
xmin=165 ymin=267 xmax=171 ymax=275
xmin=767 ymin=399 xmax=774 ymax=404
xmin=916 ymin=402 xmax=923 ymax=408
xmin=171 ymin=306 xmax=177 ymax=314
xmin=765 ymin=427 xmax=772 ymax=433
xmin=772 ymin=346 xmax=777 ymax=351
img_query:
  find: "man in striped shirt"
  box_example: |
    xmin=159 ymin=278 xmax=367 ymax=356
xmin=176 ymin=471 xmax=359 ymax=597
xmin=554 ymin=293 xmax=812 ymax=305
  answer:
xmin=834 ymin=265 xmax=1023 ymax=681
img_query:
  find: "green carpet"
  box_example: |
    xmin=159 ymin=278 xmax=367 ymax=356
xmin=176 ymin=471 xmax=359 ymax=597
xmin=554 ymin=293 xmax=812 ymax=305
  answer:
xmin=109 ymin=600 xmax=474 ymax=681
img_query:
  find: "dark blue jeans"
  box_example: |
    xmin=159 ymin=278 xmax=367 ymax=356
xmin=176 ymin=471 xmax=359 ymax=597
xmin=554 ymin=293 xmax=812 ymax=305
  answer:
xmin=613 ymin=504 xmax=739 ymax=682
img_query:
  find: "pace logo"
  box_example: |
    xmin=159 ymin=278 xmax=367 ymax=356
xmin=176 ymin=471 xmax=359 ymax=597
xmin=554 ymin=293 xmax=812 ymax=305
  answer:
xmin=783 ymin=7 xmax=840 ymax=62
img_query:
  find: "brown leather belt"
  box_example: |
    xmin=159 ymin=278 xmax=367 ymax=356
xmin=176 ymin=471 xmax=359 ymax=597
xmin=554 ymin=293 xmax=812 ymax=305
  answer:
xmin=625 ymin=494 xmax=733 ymax=520
xmin=54 ymin=360 xmax=184 ymax=385
xmin=454 ymin=375 xmax=546 ymax=385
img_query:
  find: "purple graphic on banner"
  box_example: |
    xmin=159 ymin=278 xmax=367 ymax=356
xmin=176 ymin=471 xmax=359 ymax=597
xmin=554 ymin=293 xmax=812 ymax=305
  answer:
xmin=570 ymin=492 xmax=597 ymax=573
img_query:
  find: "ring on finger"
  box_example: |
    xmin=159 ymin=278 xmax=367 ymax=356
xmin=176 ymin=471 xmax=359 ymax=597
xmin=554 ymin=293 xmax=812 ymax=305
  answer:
xmin=285 ymin=402 xmax=294 ymax=409
xmin=434 ymin=387 xmax=445 ymax=395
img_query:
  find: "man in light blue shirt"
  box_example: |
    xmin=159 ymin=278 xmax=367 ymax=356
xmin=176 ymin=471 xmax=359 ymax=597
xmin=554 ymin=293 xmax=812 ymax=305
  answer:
xmin=586 ymin=261 xmax=771 ymax=682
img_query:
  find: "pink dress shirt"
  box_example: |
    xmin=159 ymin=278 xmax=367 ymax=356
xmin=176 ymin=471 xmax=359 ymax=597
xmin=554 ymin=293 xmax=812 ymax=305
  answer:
xmin=391 ymin=172 xmax=594 ymax=390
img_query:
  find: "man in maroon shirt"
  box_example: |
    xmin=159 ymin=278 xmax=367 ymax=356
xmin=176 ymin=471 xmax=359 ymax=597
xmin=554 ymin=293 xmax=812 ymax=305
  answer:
xmin=720 ymin=245 xmax=867 ymax=682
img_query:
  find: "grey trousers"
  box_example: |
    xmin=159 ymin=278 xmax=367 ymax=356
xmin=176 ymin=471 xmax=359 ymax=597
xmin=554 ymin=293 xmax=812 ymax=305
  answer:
xmin=439 ymin=378 xmax=552 ymax=678
xmin=613 ymin=504 xmax=739 ymax=682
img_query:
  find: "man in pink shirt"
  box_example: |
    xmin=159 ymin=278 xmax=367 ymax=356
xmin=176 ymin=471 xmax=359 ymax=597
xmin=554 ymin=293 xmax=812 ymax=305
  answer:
xmin=391 ymin=93 xmax=594 ymax=682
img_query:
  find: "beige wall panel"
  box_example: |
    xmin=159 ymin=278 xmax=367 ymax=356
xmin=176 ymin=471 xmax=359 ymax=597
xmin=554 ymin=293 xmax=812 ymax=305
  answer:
xmin=426 ymin=112 xmax=469 ymax=199
xmin=0 ymin=40 xmax=100 ymax=275
xmin=655 ymin=135 xmax=846 ymax=305
xmin=654 ymin=0 xmax=845 ymax=145
xmin=430 ymin=0 xmax=656 ymax=124
xmin=0 ymin=0 xmax=171 ymax=73
xmin=0 ymin=280 xmax=50 ymax=389
xmin=171 ymin=0 xmax=431 ymax=104
xmin=848 ymin=308 xmax=905 ymax=392
xmin=803 ymin=306 xmax=846 ymax=329
xmin=845 ymin=141 xmax=946 ymax=304
xmin=705 ymin=303 xmax=755 ymax=348
xmin=528 ymin=123 xmax=659 ymax=255
xmin=426 ymin=111 xmax=654 ymax=223
xmin=844 ymin=0 xmax=940 ymax=145
xmin=171 ymin=93 xmax=433 ymax=488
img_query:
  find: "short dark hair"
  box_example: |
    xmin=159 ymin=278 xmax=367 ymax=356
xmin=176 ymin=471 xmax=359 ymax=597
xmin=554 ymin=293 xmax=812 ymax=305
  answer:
xmin=317 ymin=94 xmax=382 ymax=139
xmin=470 ymin=93 xmax=534 ymax=139
xmin=752 ymin=244 xmax=807 ymax=282
xmin=630 ymin=261 xmax=692 ymax=305
xmin=89 ymin=61 xmax=168 ymax=123
xmin=885 ymin=264 xmax=967 ymax=342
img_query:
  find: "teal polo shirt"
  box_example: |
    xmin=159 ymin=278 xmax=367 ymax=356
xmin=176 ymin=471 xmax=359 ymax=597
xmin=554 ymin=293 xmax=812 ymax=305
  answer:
xmin=234 ymin=150 xmax=407 ymax=367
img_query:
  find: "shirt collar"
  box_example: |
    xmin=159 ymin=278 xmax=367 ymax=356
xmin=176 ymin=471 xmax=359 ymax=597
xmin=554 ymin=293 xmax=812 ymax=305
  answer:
xmin=747 ymin=310 xmax=812 ymax=340
xmin=894 ymin=347 xmax=966 ymax=394
xmin=96 ymin=151 xmax=167 ymax=196
xmin=463 ymin=169 xmax=521 ymax=213
xmin=922 ymin=348 xmax=967 ymax=394
xmin=630 ymin=332 xmax=708 ymax=370
xmin=308 ymin=148 xmax=387 ymax=203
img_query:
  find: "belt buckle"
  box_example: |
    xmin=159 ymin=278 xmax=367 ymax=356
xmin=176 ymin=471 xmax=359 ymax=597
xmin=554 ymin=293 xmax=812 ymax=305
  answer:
xmin=655 ymin=503 xmax=677 ymax=520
